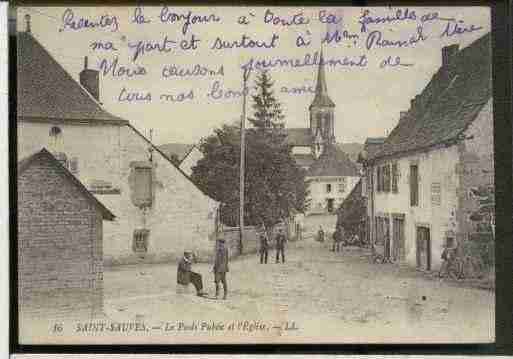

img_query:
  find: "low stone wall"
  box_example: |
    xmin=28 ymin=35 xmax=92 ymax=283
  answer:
xmin=104 ymin=224 xmax=287 ymax=266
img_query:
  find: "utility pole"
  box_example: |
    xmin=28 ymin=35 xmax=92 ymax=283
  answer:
xmin=239 ymin=67 xmax=251 ymax=255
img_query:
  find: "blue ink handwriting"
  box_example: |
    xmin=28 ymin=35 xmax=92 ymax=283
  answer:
xmin=318 ymin=10 xmax=342 ymax=25
xmin=208 ymin=80 xmax=249 ymax=100
xmin=160 ymin=6 xmax=221 ymax=35
xmin=128 ymin=36 xmax=176 ymax=62
xmin=118 ymin=87 xmax=152 ymax=102
xmin=365 ymin=26 xmax=427 ymax=50
xmin=210 ymin=33 xmax=279 ymax=50
xmin=90 ymin=40 xmax=118 ymax=51
xmin=160 ymin=90 xmax=194 ymax=102
xmin=322 ymin=29 xmax=359 ymax=45
xmin=379 ymin=56 xmax=414 ymax=68
xmin=132 ymin=6 xmax=151 ymax=24
xmin=280 ymin=84 xmax=316 ymax=95
xmin=263 ymin=8 xmax=310 ymax=26
xmin=59 ymin=8 xmax=119 ymax=33
xmin=237 ymin=12 xmax=255 ymax=25
xmin=440 ymin=19 xmax=483 ymax=38
xmin=240 ymin=51 xmax=367 ymax=73
xmin=162 ymin=64 xmax=224 ymax=78
xmin=99 ymin=57 xmax=147 ymax=78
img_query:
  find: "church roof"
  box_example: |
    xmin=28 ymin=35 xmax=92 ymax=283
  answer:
xmin=309 ymin=50 xmax=335 ymax=109
xmin=370 ymin=33 xmax=491 ymax=161
xmin=306 ymin=145 xmax=359 ymax=177
xmin=285 ymin=128 xmax=313 ymax=147
xmin=17 ymin=31 xmax=126 ymax=124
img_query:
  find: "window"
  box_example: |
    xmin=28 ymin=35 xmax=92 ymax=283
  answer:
xmin=326 ymin=183 xmax=332 ymax=193
xmin=134 ymin=166 xmax=153 ymax=207
xmin=132 ymin=229 xmax=149 ymax=253
xmin=410 ymin=164 xmax=419 ymax=206
xmin=392 ymin=162 xmax=399 ymax=193
xmin=49 ymin=126 xmax=62 ymax=137
xmin=383 ymin=165 xmax=391 ymax=192
xmin=338 ymin=182 xmax=345 ymax=193
xmin=377 ymin=165 xmax=392 ymax=193
xmin=54 ymin=152 xmax=68 ymax=169
xmin=376 ymin=167 xmax=382 ymax=192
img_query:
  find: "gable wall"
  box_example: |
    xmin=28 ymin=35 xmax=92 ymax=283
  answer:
xmin=18 ymin=120 xmax=219 ymax=264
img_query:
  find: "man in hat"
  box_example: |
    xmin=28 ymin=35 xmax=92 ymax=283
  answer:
xmin=177 ymin=251 xmax=206 ymax=297
xmin=213 ymin=239 xmax=229 ymax=299
xmin=275 ymin=228 xmax=287 ymax=263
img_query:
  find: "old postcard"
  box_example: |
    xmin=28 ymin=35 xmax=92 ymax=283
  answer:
xmin=15 ymin=5 xmax=495 ymax=344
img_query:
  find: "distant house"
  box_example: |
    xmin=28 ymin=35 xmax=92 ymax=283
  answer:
xmin=306 ymin=145 xmax=360 ymax=215
xmin=336 ymin=179 xmax=366 ymax=244
xmin=284 ymin=50 xmax=360 ymax=214
xmin=17 ymin=22 xmax=219 ymax=264
xmin=18 ymin=149 xmax=114 ymax=319
xmin=366 ymin=34 xmax=493 ymax=271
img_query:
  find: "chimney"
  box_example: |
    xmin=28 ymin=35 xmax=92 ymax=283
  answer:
xmin=442 ymin=44 xmax=459 ymax=67
xmin=410 ymin=95 xmax=420 ymax=111
xmin=79 ymin=56 xmax=100 ymax=101
xmin=24 ymin=14 xmax=31 ymax=33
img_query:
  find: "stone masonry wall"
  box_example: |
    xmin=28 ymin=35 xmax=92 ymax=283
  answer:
xmin=17 ymin=157 xmax=102 ymax=318
xmin=17 ymin=121 xmax=219 ymax=266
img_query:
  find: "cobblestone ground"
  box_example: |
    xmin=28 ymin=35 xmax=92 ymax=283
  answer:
xmin=22 ymin=238 xmax=494 ymax=344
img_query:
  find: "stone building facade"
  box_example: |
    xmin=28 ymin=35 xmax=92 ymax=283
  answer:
xmin=17 ymin=149 xmax=114 ymax=319
xmin=365 ymin=34 xmax=493 ymax=271
xmin=17 ymin=26 xmax=219 ymax=265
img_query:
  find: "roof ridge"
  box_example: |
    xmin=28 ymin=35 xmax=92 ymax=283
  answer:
xmin=18 ymin=148 xmax=115 ymax=220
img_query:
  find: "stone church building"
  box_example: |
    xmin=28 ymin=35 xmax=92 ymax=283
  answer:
xmin=285 ymin=50 xmax=360 ymax=215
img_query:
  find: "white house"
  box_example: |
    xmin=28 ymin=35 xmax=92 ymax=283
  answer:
xmin=365 ymin=34 xmax=493 ymax=272
xmin=17 ymin=21 xmax=219 ymax=265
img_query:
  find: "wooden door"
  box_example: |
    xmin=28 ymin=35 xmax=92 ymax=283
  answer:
xmin=416 ymin=226 xmax=431 ymax=270
xmin=393 ymin=218 xmax=405 ymax=262
xmin=384 ymin=218 xmax=391 ymax=260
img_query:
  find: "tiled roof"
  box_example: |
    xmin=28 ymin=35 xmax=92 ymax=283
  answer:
xmin=310 ymin=50 xmax=335 ymax=109
xmin=306 ymin=145 xmax=359 ymax=177
xmin=17 ymin=31 xmax=126 ymax=123
xmin=371 ymin=33 xmax=491 ymax=161
xmin=363 ymin=137 xmax=386 ymax=159
xmin=18 ymin=148 xmax=115 ymax=221
xmin=285 ymin=128 xmax=312 ymax=147
xmin=158 ymin=143 xmax=195 ymax=162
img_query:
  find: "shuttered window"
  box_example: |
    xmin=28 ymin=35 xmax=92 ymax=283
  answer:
xmin=410 ymin=164 xmax=419 ymax=206
xmin=383 ymin=165 xmax=391 ymax=192
xmin=134 ymin=167 xmax=152 ymax=207
xmin=392 ymin=162 xmax=399 ymax=193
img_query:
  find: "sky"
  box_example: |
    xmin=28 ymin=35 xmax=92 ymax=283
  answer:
xmin=17 ymin=6 xmax=491 ymax=145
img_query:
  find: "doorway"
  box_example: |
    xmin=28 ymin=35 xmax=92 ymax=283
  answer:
xmin=327 ymin=198 xmax=334 ymax=213
xmin=416 ymin=226 xmax=431 ymax=270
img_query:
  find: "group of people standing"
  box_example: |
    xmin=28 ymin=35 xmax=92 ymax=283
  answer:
xmin=259 ymin=227 xmax=287 ymax=264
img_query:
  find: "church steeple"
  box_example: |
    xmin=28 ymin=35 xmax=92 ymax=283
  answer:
xmin=309 ymin=47 xmax=336 ymax=159
xmin=310 ymin=48 xmax=335 ymax=110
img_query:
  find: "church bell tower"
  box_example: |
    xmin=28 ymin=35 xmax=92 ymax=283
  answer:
xmin=309 ymin=49 xmax=336 ymax=159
